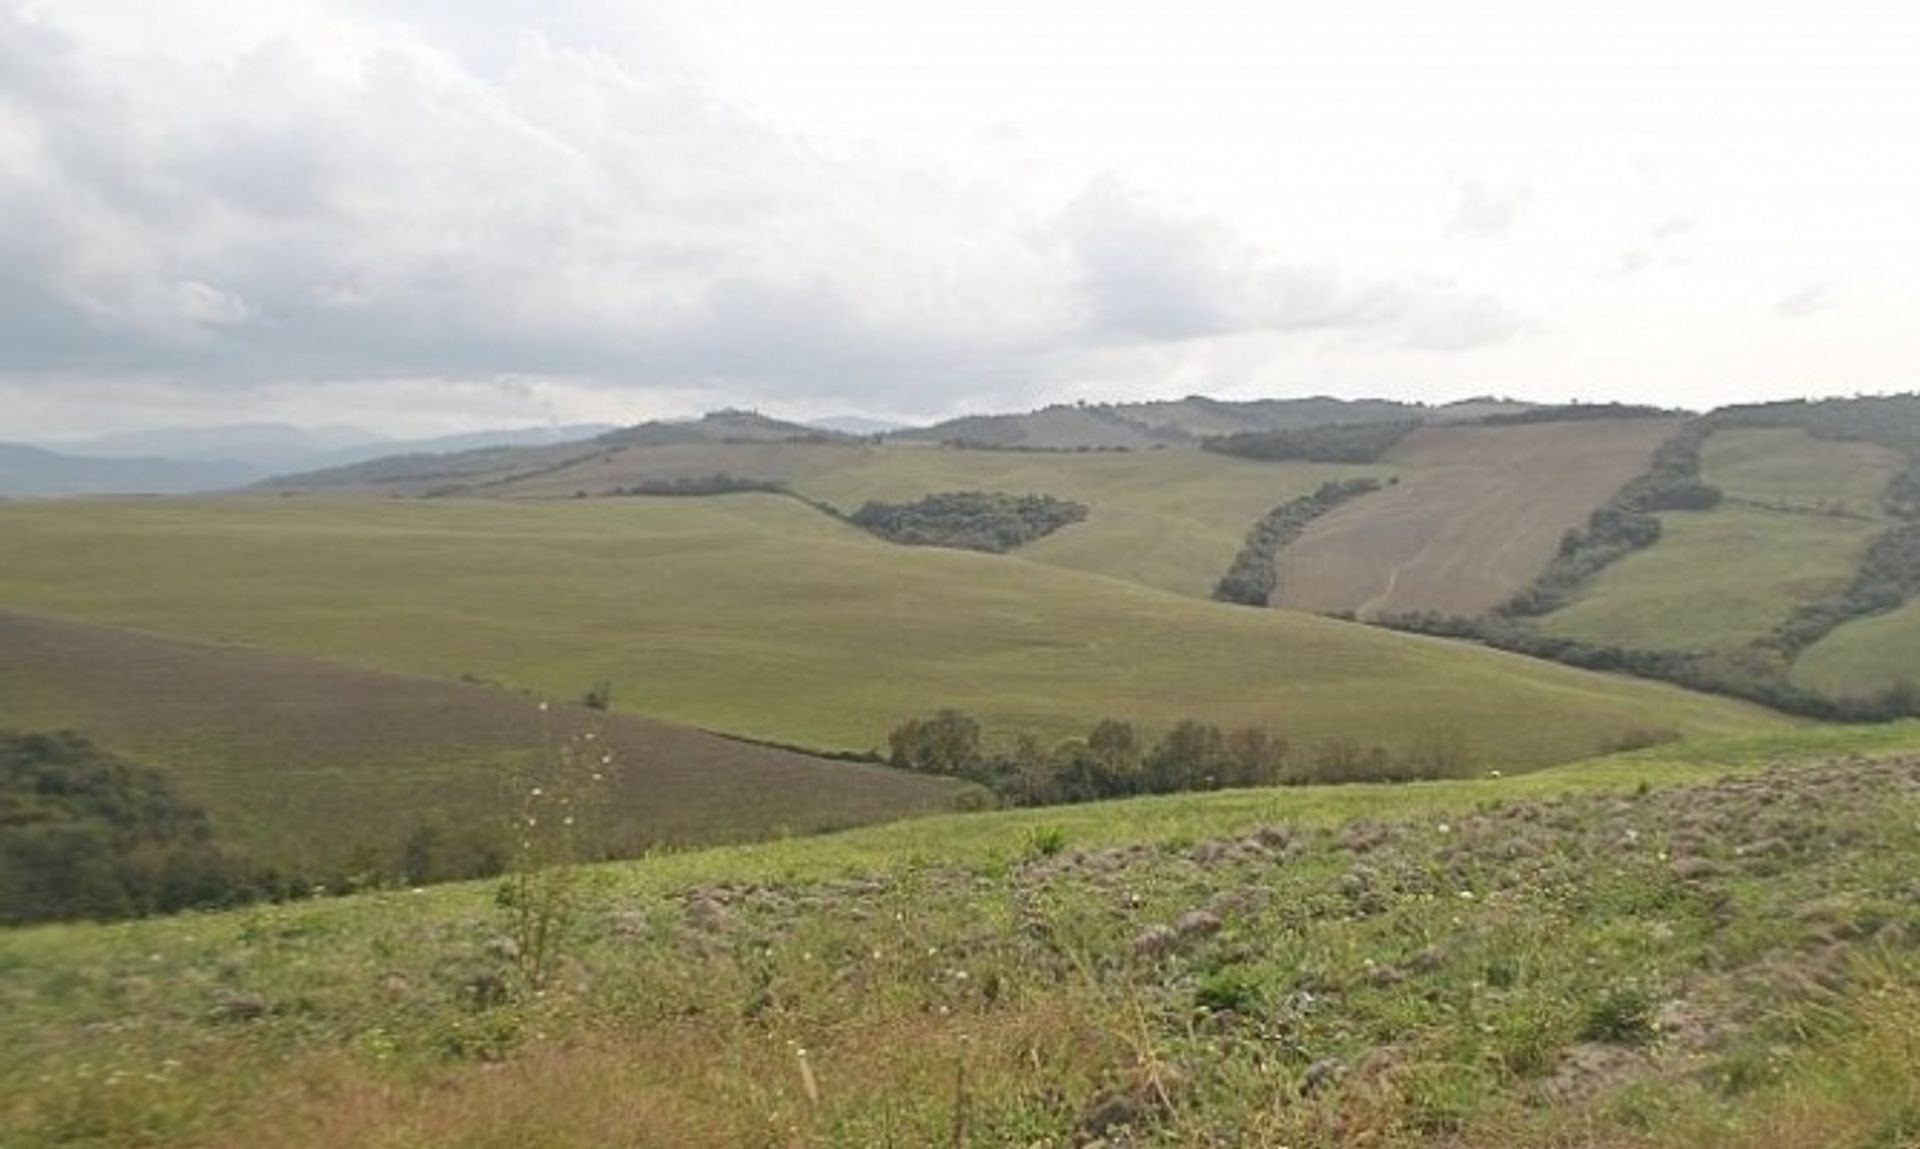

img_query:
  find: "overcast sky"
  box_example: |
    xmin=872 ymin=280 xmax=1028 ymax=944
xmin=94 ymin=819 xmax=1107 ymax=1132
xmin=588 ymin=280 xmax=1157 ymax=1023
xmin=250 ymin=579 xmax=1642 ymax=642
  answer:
xmin=3 ymin=0 xmax=1918 ymax=436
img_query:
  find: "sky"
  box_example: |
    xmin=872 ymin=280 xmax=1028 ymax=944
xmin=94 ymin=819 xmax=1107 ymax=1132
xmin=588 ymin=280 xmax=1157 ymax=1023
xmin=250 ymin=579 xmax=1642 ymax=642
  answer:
xmin=2 ymin=0 xmax=1918 ymax=437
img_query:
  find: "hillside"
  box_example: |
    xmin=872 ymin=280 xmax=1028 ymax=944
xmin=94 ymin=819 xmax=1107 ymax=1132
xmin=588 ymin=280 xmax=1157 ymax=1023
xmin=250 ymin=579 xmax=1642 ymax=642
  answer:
xmin=899 ymin=395 xmax=1540 ymax=449
xmin=1538 ymin=428 xmax=1904 ymax=654
xmin=0 ymin=497 xmax=1783 ymax=770
xmin=0 ymin=443 xmax=260 ymax=497
xmin=1272 ymin=418 xmax=1680 ymax=616
xmin=260 ymin=410 xmax=835 ymax=496
xmin=895 ymin=403 xmax=1188 ymax=449
xmin=266 ymin=436 xmax=1383 ymax=599
xmin=5 ymin=724 xmax=1920 ymax=1147
xmin=0 ymin=610 xmax=967 ymax=878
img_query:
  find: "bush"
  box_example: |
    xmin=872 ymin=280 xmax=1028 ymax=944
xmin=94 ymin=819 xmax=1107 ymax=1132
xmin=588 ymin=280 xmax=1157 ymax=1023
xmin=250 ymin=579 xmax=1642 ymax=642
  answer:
xmin=850 ymin=491 xmax=1089 ymax=552
xmin=0 ymin=731 xmax=263 ymax=924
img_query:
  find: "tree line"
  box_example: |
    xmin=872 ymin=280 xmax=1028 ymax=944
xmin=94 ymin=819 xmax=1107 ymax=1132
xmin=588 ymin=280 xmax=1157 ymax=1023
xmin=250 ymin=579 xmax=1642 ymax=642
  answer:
xmin=1213 ymin=478 xmax=1384 ymax=605
xmin=1202 ymin=420 xmax=1419 ymax=464
xmin=1371 ymin=611 xmax=1920 ymax=723
xmin=885 ymin=709 xmax=1476 ymax=807
xmin=1501 ymin=422 xmax=1722 ymax=617
xmin=1 ymin=731 xmax=269 ymax=924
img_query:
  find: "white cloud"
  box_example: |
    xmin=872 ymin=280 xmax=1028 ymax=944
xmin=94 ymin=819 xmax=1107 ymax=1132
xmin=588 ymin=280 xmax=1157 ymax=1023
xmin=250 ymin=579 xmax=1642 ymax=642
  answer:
xmin=3 ymin=0 xmax=1919 ymax=435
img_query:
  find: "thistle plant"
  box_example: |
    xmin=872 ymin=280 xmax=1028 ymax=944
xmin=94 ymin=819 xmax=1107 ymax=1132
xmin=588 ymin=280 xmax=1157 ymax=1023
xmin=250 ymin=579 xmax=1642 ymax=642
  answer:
xmin=497 ymin=702 xmax=610 ymax=991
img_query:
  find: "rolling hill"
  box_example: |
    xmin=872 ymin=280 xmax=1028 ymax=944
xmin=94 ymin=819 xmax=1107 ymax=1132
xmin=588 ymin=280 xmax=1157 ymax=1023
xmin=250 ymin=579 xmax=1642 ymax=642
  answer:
xmin=1271 ymin=417 xmax=1681 ymax=616
xmin=0 ymin=610 xmax=968 ymax=876
xmin=5 ymin=722 xmax=1920 ymax=1147
xmin=1537 ymin=428 xmax=1905 ymax=654
xmin=0 ymin=496 xmax=1784 ymax=773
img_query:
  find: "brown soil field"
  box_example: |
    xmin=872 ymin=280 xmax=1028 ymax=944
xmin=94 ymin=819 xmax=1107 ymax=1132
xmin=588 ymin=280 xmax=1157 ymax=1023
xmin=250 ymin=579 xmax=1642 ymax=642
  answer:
xmin=1272 ymin=418 xmax=1681 ymax=617
xmin=0 ymin=610 xmax=968 ymax=874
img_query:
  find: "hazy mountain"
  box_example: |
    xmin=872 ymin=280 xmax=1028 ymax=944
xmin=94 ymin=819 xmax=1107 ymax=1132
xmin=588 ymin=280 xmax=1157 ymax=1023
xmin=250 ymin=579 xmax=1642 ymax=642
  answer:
xmin=51 ymin=423 xmax=384 ymax=468
xmin=0 ymin=444 xmax=263 ymax=497
xmin=598 ymin=409 xmax=842 ymax=446
xmin=806 ymin=415 xmax=913 ymax=436
xmin=302 ymin=424 xmax=619 ymax=469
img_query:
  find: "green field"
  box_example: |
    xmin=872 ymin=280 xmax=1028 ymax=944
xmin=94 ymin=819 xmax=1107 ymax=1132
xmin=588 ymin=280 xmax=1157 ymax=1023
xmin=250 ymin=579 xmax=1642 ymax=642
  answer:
xmin=1793 ymin=596 xmax=1920 ymax=698
xmin=460 ymin=439 xmax=1379 ymax=599
xmin=1538 ymin=427 xmax=1902 ymax=655
xmin=5 ymin=722 xmax=1920 ymax=1147
xmin=0 ymin=611 xmax=968 ymax=876
xmin=1703 ymin=426 xmax=1905 ymax=515
xmin=0 ymin=497 xmax=1784 ymax=770
xmin=1539 ymin=506 xmax=1877 ymax=652
xmin=783 ymin=446 xmax=1376 ymax=598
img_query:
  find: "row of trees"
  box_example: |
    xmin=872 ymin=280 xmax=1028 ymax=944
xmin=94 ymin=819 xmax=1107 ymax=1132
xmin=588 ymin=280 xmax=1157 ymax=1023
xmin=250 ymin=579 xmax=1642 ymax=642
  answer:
xmin=1501 ymin=423 xmax=1722 ymax=617
xmin=1202 ymin=420 xmax=1419 ymax=464
xmin=1372 ymin=611 xmax=1920 ymax=723
xmin=885 ymin=710 xmax=1474 ymax=807
xmin=1766 ymin=522 xmax=1920 ymax=657
xmin=611 ymin=472 xmax=789 ymax=497
xmin=1213 ymin=479 xmax=1384 ymax=605
xmin=1478 ymin=403 xmax=1678 ymax=425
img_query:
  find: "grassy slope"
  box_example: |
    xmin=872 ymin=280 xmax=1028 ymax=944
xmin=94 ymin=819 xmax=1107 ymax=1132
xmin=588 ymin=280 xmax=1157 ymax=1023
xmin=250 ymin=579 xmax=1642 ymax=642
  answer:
xmin=1702 ymin=426 xmax=1903 ymax=515
xmin=1273 ymin=419 xmax=1679 ymax=616
xmin=0 ymin=497 xmax=1782 ymax=769
xmin=1539 ymin=508 xmax=1876 ymax=651
xmin=5 ymin=722 xmax=1920 ymax=1148
xmin=0 ymin=611 xmax=967 ymax=874
xmin=1793 ymin=598 xmax=1920 ymax=696
xmin=783 ymin=446 xmax=1377 ymax=598
xmin=459 ymin=440 xmax=1377 ymax=599
xmin=1540 ymin=428 xmax=1903 ymax=654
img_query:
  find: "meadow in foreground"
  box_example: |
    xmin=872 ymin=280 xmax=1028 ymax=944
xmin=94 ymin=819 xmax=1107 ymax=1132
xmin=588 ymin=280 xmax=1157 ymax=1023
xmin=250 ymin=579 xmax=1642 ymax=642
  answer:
xmin=5 ymin=723 xmax=1920 ymax=1147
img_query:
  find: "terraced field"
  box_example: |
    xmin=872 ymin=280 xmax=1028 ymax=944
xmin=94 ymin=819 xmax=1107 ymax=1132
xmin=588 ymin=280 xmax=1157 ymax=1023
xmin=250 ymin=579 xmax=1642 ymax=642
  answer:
xmin=0 ymin=611 xmax=968 ymax=874
xmin=0 ymin=496 xmax=1783 ymax=770
xmin=1272 ymin=418 xmax=1680 ymax=616
xmin=1539 ymin=428 xmax=1906 ymax=655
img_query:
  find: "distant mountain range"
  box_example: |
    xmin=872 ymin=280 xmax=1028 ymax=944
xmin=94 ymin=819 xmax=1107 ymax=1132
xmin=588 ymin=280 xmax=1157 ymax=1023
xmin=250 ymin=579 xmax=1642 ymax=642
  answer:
xmin=1 ymin=423 xmax=620 ymax=497
xmin=2 ymin=397 xmax=1547 ymax=497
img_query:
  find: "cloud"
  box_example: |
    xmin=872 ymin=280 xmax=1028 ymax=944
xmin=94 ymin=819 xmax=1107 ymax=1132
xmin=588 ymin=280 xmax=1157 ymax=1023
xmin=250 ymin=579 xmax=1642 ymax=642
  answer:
xmin=0 ymin=4 xmax=1520 ymax=427
xmin=1777 ymin=283 xmax=1832 ymax=319
xmin=1059 ymin=179 xmax=1518 ymax=353
xmin=1448 ymin=179 xmax=1528 ymax=237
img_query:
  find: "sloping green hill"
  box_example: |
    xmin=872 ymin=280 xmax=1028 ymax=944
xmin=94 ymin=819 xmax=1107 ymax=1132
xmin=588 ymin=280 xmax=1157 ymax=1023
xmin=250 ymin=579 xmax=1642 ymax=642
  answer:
xmin=1539 ymin=428 xmax=1905 ymax=654
xmin=1792 ymin=599 xmax=1920 ymax=696
xmin=274 ymin=438 xmax=1384 ymax=600
xmin=0 ymin=497 xmax=1784 ymax=771
xmin=5 ymin=724 xmax=1919 ymax=1147
xmin=0 ymin=610 xmax=968 ymax=876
